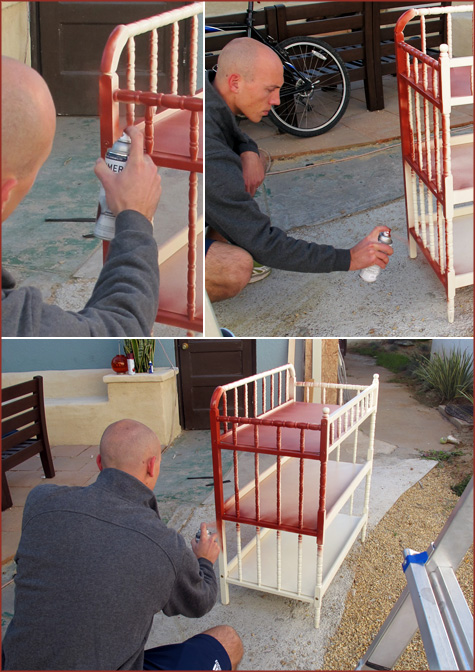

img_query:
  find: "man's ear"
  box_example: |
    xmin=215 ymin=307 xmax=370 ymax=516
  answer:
xmin=1 ymin=177 xmax=18 ymax=216
xmin=96 ymin=455 xmax=103 ymax=471
xmin=146 ymin=455 xmax=160 ymax=479
xmin=228 ymin=73 xmax=241 ymax=94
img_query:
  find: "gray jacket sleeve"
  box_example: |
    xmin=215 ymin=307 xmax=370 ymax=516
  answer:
xmin=161 ymin=546 xmax=218 ymax=618
xmin=1 ymin=210 xmax=159 ymax=336
xmin=205 ymin=147 xmax=351 ymax=273
xmin=235 ymin=128 xmax=259 ymax=156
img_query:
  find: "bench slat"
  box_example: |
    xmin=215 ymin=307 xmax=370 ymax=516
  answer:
xmin=2 ymin=392 xmax=40 ymax=419
xmin=2 ymin=408 xmax=39 ymax=435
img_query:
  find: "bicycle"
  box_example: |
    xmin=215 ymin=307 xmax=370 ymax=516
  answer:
xmin=205 ymin=1 xmax=351 ymax=138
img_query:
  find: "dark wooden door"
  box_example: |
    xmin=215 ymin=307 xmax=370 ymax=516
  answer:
xmin=176 ymin=340 xmax=256 ymax=430
xmin=32 ymin=1 xmax=191 ymax=115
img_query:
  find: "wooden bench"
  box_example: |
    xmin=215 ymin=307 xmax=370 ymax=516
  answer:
xmin=2 ymin=376 xmax=55 ymax=511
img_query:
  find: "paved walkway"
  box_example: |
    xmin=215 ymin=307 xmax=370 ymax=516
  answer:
xmin=4 ymin=351 xmax=467 ymax=669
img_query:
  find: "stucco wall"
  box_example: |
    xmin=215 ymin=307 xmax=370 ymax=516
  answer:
xmin=1 ymin=2 xmax=31 ymax=64
xmin=1 ymin=368 xmax=181 ymax=447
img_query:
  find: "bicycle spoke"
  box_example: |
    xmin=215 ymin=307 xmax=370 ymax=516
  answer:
xmin=269 ymin=38 xmax=350 ymax=136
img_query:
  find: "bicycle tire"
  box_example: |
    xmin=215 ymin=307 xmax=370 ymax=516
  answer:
xmin=268 ymin=37 xmax=351 ymax=138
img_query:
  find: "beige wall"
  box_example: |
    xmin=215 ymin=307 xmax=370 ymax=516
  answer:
xmin=1 ymin=1 xmax=31 ymax=64
xmin=1 ymin=368 xmax=181 ymax=448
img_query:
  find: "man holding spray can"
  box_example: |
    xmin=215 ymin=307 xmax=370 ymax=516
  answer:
xmin=1 ymin=56 xmax=161 ymax=337
xmin=205 ymin=39 xmax=394 ymax=302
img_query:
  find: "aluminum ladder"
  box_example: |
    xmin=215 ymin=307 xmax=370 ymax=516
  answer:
xmin=356 ymin=477 xmax=473 ymax=671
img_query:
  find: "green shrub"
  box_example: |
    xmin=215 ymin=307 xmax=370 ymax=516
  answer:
xmin=451 ymin=473 xmax=472 ymax=497
xmin=414 ymin=349 xmax=473 ymax=403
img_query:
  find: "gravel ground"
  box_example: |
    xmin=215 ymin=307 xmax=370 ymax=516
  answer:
xmin=323 ymin=461 xmax=474 ymax=670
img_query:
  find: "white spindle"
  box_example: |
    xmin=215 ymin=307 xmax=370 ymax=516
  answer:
xmin=297 ymin=534 xmax=303 ymax=595
xmin=170 ymin=22 xmax=179 ymax=94
xmin=236 ymin=523 xmax=242 ymax=580
xmin=256 ymin=526 xmax=262 ymax=586
xmin=126 ymin=37 xmax=136 ymax=125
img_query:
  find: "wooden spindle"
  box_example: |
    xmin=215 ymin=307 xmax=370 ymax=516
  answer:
xmin=189 ymin=14 xmax=198 ymax=96
xmin=170 ymin=22 xmax=179 ymax=94
xmin=126 ymin=37 xmax=136 ymax=125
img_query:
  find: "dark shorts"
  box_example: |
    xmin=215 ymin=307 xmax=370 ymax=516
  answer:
xmin=143 ymin=633 xmax=232 ymax=671
xmin=205 ymin=238 xmax=216 ymax=255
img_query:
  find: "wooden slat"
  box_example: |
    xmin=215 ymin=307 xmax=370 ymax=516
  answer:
xmin=2 ymin=423 xmax=41 ymax=451
xmin=2 ymin=409 xmax=39 ymax=436
xmin=1 ymin=379 xmax=37 ymax=402
xmin=2 ymin=440 xmax=43 ymax=470
xmin=2 ymin=393 xmax=39 ymax=420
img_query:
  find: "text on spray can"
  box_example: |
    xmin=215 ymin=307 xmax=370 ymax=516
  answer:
xmin=94 ymin=132 xmax=131 ymax=241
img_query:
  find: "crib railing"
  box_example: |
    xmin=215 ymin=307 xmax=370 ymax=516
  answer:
xmin=210 ymin=364 xmax=297 ymax=430
xmin=395 ymin=4 xmax=473 ymax=322
xmin=99 ymin=2 xmax=203 ymax=333
xmin=100 ymin=2 xmax=202 ymax=153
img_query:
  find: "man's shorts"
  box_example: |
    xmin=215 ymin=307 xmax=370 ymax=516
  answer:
xmin=143 ymin=633 xmax=232 ymax=671
xmin=205 ymin=238 xmax=216 ymax=255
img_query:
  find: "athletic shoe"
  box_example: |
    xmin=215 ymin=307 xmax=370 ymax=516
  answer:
xmin=248 ymin=261 xmax=272 ymax=284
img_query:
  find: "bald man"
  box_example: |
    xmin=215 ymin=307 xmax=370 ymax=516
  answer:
xmin=2 ymin=420 xmax=243 ymax=671
xmin=205 ymin=38 xmax=393 ymax=302
xmin=1 ymin=56 xmax=161 ymax=336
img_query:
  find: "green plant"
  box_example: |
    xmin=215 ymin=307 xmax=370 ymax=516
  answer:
xmin=123 ymin=339 xmax=155 ymax=373
xmin=451 ymin=473 xmax=472 ymax=497
xmin=375 ymin=352 xmax=411 ymax=373
xmin=413 ymin=349 xmax=473 ymax=403
xmin=458 ymin=388 xmax=474 ymax=405
xmin=421 ymin=449 xmax=464 ymax=463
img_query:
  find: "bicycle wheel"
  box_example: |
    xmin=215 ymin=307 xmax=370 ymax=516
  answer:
xmin=268 ymin=37 xmax=350 ymax=138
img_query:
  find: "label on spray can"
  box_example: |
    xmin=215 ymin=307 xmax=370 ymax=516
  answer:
xmin=94 ymin=133 xmax=131 ymax=241
xmin=359 ymin=230 xmax=392 ymax=283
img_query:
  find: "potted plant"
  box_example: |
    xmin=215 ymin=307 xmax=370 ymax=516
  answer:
xmin=123 ymin=339 xmax=155 ymax=373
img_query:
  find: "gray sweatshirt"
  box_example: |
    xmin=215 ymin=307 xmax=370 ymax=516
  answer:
xmin=1 ymin=210 xmax=159 ymax=336
xmin=2 ymin=469 xmax=217 ymax=670
xmin=205 ymin=71 xmax=351 ymax=273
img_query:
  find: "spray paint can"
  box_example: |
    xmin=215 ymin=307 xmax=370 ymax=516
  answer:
xmin=359 ymin=230 xmax=392 ymax=283
xmin=94 ymin=132 xmax=131 ymax=240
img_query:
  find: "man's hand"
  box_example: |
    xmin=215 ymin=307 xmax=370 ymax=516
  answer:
xmin=191 ymin=523 xmax=220 ymax=564
xmin=349 ymin=225 xmax=394 ymax=271
xmin=94 ymin=126 xmax=161 ymax=222
xmin=240 ymin=151 xmax=266 ymax=196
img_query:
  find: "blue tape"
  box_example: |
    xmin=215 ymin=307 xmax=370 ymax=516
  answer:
xmin=402 ymin=551 xmax=429 ymax=572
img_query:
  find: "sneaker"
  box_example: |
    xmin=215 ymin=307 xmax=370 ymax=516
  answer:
xmin=248 ymin=261 xmax=272 ymax=284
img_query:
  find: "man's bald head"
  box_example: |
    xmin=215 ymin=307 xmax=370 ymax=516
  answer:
xmin=99 ymin=420 xmax=162 ymax=485
xmin=215 ymin=37 xmax=281 ymax=85
xmin=212 ymin=38 xmax=283 ymax=122
xmin=2 ymin=57 xmax=56 ymax=220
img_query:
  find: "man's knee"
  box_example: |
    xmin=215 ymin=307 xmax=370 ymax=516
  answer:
xmin=206 ymin=243 xmax=253 ymax=302
xmin=230 ymin=249 xmax=253 ymax=293
xmin=204 ymin=625 xmax=243 ymax=669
